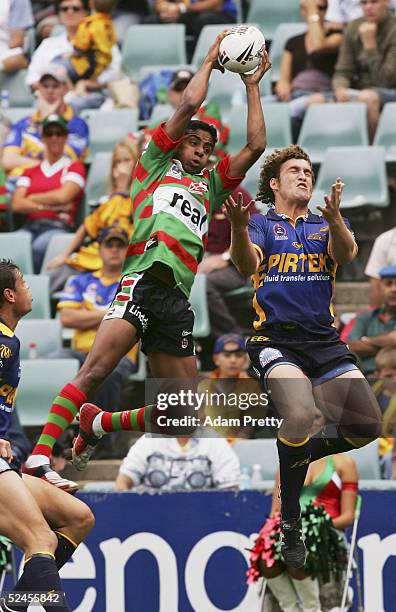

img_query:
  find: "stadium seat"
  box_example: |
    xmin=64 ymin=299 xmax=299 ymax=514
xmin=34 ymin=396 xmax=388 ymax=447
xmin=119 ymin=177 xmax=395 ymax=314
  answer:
xmin=122 ymin=25 xmax=187 ymax=79
xmin=227 ymin=102 xmax=291 ymax=153
xmin=373 ymin=102 xmax=396 ymax=162
xmin=189 ymin=273 xmax=210 ymax=337
xmin=0 ymin=70 xmax=35 ymax=107
xmin=269 ymin=23 xmax=307 ymax=84
xmin=3 ymin=107 xmax=33 ymax=125
xmin=17 ymin=359 xmax=79 ymax=426
xmin=233 ymin=439 xmax=279 ymax=480
xmin=81 ymin=109 xmax=138 ymax=158
xmin=242 ymin=157 xmax=263 ymax=198
xmin=128 ymin=351 xmax=148 ymax=381
xmin=247 ymin=0 xmax=303 ymax=41
xmin=298 ymin=103 xmax=369 ymax=164
xmin=310 ymin=146 xmax=389 ymax=210
xmin=347 ymin=440 xmax=380 ymax=480
xmin=208 ymin=69 xmax=249 ymax=117
xmin=17 ymin=319 xmax=62 ymax=359
xmin=150 ymin=103 xmax=174 ymax=124
xmin=0 ymin=232 xmax=33 ymax=274
xmin=40 ymin=233 xmax=75 ymax=274
xmin=85 ymin=151 xmax=113 ymax=208
xmin=24 ymin=275 xmax=51 ymax=319
xmin=192 ymin=24 xmax=237 ymax=68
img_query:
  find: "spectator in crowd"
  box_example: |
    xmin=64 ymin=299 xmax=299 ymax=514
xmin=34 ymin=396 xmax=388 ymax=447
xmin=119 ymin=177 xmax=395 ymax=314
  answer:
xmin=11 ymin=114 xmax=86 ymax=272
xmin=57 ymin=0 xmax=117 ymax=84
xmin=0 ymin=0 xmax=33 ymax=74
xmin=2 ymin=63 xmax=89 ymax=187
xmin=53 ymin=226 xmax=138 ymax=412
xmin=45 ymin=137 xmax=138 ymax=293
xmin=113 ymin=0 xmax=149 ymax=43
xmin=331 ymin=0 xmax=396 ymax=139
xmin=146 ymin=0 xmax=237 ymax=58
xmin=268 ymin=0 xmax=343 ymax=139
xmin=365 ymin=227 xmax=396 ymax=307
xmin=27 ymin=0 xmax=122 ymax=113
xmin=115 ymin=434 xmax=240 ymax=491
xmin=347 ymin=265 xmax=396 ymax=375
xmin=371 ymin=347 xmax=396 ymax=478
xmin=146 ymin=68 xmax=230 ymax=159
xmin=326 ymin=0 xmax=396 ymax=27
xmin=199 ymin=191 xmax=257 ymax=338
xmin=201 ymin=333 xmax=266 ymax=438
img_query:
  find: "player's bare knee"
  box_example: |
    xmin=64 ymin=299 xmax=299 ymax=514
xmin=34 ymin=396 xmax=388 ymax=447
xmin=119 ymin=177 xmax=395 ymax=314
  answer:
xmin=76 ymin=505 xmax=95 ymax=538
xmin=24 ymin=524 xmax=58 ymax=554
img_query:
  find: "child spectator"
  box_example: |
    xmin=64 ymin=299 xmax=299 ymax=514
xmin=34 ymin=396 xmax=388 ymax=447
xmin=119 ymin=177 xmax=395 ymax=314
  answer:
xmin=372 ymin=347 xmax=396 ymax=478
xmin=46 ymin=137 xmax=138 ymax=292
xmin=63 ymin=0 xmax=117 ymax=83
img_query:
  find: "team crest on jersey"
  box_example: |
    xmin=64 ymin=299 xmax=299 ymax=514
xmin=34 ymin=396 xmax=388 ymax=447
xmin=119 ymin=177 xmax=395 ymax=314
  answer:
xmin=166 ymin=164 xmax=182 ymax=179
xmin=273 ymin=224 xmax=288 ymax=241
xmin=188 ymin=180 xmax=208 ymax=194
xmin=292 ymin=242 xmax=303 ymax=249
xmin=308 ymin=232 xmax=324 ymax=241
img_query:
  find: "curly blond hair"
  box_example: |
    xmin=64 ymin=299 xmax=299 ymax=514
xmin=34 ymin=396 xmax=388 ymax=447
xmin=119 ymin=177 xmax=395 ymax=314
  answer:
xmin=256 ymin=145 xmax=313 ymax=204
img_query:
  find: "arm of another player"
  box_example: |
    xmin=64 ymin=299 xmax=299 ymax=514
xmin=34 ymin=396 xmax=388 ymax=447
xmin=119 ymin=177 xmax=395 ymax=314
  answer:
xmin=164 ymin=31 xmax=229 ymax=141
xmin=224 ymin=193 xmax=261 ymax=276
xmin=227 ymin=51 xmax=271 ymax=178
xmin=318 ymin=178 xmax=357 ymax=265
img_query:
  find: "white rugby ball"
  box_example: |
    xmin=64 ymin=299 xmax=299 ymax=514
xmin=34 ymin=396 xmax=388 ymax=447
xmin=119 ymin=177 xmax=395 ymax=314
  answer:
xmin=218 ymin=25 xmax=265 ymax=74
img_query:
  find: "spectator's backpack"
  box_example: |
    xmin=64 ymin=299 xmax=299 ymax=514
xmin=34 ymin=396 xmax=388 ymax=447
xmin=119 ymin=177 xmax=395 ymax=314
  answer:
xmin=139 ymin=70 xmax=174 ymax=121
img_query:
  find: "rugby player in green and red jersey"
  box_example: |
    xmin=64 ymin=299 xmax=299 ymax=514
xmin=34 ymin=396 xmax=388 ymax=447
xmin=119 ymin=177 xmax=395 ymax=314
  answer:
xmin=25 ymin=32 xmax=272 ymax=485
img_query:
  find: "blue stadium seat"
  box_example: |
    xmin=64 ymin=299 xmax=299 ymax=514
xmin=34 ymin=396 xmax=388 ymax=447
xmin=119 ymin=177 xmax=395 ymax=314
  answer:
xmin=40 ymin=233 xmax=75 ymax=274
xmin=247 ymin=0 xmax=303 ymax=41
xmin=0 ymin=70 xmax=35 ymax=107
xmin=233 ymin=439 xmax=279 ymax=480
xmin=122 ymin=25 xmax=187 ymax=79
xmin=190 ymin=273 xmax=210 ymax=337
xmin=192 ymin=24 xmax=237 ymax=68
xmin=347 ymin=441 xmax=380 ymax=480
xmin=310 ymin=146 xmax=389 ymax=210
xmin=24 ymin=275 xmax=51 ymax=319
xmin=17 ymin=319 xmax=62 ymax=359
xmin=85 ymin=151 xmax=113 ymax=207
xmin=298 ymin=103 xmax=369 ymax=164
xmin=228 ymin=102 xmax=292 ymax=154
xmin=81 ymin=109 xmax=138 ymax=158
xmin=0 ymin=232 xmax=33 ymax=274
xmin=373 ymin=102 xmax=396 ymax=162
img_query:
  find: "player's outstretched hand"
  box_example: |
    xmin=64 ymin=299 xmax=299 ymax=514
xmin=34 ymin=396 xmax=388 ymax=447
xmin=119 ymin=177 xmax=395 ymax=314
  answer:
xmin=0 ymin=438 xmax=13 ymax=462
xmin=241 ymin=50 xmax=271 ymax=85
xmin=317 ymin=177 xmax=344 ymax=222
xmin=224 ymin=192 xmax=254 ymax=229
xmin=205 ymin=30 xmax=231 ymax=73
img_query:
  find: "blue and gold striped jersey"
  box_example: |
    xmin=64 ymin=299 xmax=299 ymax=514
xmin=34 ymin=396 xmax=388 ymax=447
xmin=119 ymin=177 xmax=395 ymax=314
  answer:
xmin=0 ymin=321 xmax=21 ymax=439
xmin=248 ymin=210 xmax=353 ymax=336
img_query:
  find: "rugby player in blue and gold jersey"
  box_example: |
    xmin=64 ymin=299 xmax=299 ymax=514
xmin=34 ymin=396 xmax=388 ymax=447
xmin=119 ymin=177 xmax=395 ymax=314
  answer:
xmin=225 ymin=145 xmax=381 ymax=569
xmin=0 ymin=260 xmax=94 ymax=611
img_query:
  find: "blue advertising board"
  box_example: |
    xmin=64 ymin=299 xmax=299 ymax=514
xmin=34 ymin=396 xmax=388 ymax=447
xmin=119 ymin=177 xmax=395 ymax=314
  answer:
xmin=5 ymin=490 xmax=396 ymax=611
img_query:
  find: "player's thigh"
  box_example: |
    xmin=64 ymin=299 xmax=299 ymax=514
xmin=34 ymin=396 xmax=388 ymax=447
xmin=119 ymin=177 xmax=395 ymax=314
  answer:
xmin=22 ymin=474 xmax=94 ymax=533
xmin=77 ymin=318 xmax=139 ymax=382
xmin=267 ymin=364 xmax=316 ymax=415
xmin=0 ymin=471 xmax=52 ymax=549
xmin=313 ymin=369 xmax=381 ymax=424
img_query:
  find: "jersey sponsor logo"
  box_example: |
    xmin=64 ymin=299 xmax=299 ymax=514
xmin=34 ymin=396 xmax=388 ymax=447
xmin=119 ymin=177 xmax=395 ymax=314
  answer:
xmin=249 ymin=336 xmax=270 ymax=342
xmin=145 ymin=236 xmax=159 ymax=251
xmin=259 ymin=347 xmax=283 ymax=368
xmin=292 ymin=242 xmax=303 ymax=249
xmin=129 ymin=304 xmax=149 ymax=332
xmin=188 ymin=180 xmax=208 ymax=195
xmin=0 ymin=344 xmax=12 ymax=359
xmin=273 ymin=224 xmax=288 ymax=241
xmin=307 ymin=232 xmax=325 ymax=241
xmin=153 ymin=186 xmax=208 ymax=238
xmin=261 ymin=252 xmax=333 ymax=275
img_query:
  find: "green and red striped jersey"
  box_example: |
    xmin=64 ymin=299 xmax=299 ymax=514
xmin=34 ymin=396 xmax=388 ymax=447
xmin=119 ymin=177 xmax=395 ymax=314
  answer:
xmin=123 ymin=123 xmax=244 ymax=297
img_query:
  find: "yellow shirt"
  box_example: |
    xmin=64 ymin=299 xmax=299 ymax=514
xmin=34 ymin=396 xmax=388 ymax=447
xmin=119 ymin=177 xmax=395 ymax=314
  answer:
xmin=71 ymin=12 xmax=116 ymax=79
xmin=65 ymin=192 xmax=133 ymax=272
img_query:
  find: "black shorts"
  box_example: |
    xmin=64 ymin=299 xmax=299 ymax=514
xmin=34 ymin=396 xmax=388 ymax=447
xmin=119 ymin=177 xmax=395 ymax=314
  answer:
xmin=104 ymin=272 xmax=195 ymax=357
xmin=246 ymin=324 xmax=358 ymax=389
xmin=0 ymin=457 xmax=21 ymax=476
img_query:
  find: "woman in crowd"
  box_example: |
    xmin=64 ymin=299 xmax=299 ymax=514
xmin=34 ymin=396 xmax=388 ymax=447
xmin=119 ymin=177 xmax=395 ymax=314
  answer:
xmin=46 ymin=136 xmax=138 ymax=292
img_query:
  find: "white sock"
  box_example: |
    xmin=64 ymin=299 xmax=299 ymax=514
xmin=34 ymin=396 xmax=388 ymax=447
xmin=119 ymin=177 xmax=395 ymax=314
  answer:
xmin=266 ymin=573 xmax=300 ymax=612
xmin=92 ymin=413 xmax=105 ymax=435
xmin=25 ymin=454 xmax=50 ymax=468
xmin=291 ymin=576 xmax=322 ymax=612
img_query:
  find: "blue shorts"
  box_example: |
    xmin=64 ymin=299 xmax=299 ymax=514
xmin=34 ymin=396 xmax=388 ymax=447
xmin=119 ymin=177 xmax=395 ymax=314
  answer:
xmin=246 ymin=324 xmax=358 ymax=389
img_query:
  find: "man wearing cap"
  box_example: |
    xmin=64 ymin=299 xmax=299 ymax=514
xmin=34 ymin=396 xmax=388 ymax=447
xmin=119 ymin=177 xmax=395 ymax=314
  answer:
xmin=347 ymin=265 xmax=396 ymax=375
xmin=2 ymin=62 xmax=89 ymax=186
xmin=11 ymin=113 xmax=86 ymax=272
xmin=52 ymin=226 xmax=138 ymax=430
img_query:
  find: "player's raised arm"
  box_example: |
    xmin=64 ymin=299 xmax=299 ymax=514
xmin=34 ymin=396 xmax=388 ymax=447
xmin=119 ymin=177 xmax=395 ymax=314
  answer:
xmin=164 ymin=31 xmax=229 ymax=141
xmin=227 ymin=51 xmax=271 ymax=178
xmin=224 ymin=193 xmax=260 ymax=276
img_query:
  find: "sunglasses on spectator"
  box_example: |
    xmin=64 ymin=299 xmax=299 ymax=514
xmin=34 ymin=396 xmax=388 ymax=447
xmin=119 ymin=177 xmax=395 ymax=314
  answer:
xmin=59 ymin=4 xmax=84 ymax=12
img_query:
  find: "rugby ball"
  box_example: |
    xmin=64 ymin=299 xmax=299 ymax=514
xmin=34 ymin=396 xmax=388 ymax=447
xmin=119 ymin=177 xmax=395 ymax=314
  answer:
xmin=218 ymin=25 xmax=265 ymax=74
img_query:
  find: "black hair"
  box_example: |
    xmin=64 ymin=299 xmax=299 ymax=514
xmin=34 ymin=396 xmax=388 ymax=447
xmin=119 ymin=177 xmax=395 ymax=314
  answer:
xmin=186 ymin=120 xmax=218 ymax=146
xmin=0 ymin=260 xmax=20 ymax=307
xmin=55 ymin=0 xmax=90 ymax=13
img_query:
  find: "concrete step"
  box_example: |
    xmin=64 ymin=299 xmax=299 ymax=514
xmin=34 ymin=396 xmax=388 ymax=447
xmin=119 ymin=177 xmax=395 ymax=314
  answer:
xmin=63 ymin=459 xmax=121 ymax=482
xmin=334 ymin=282 xmax=370 ymax=306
